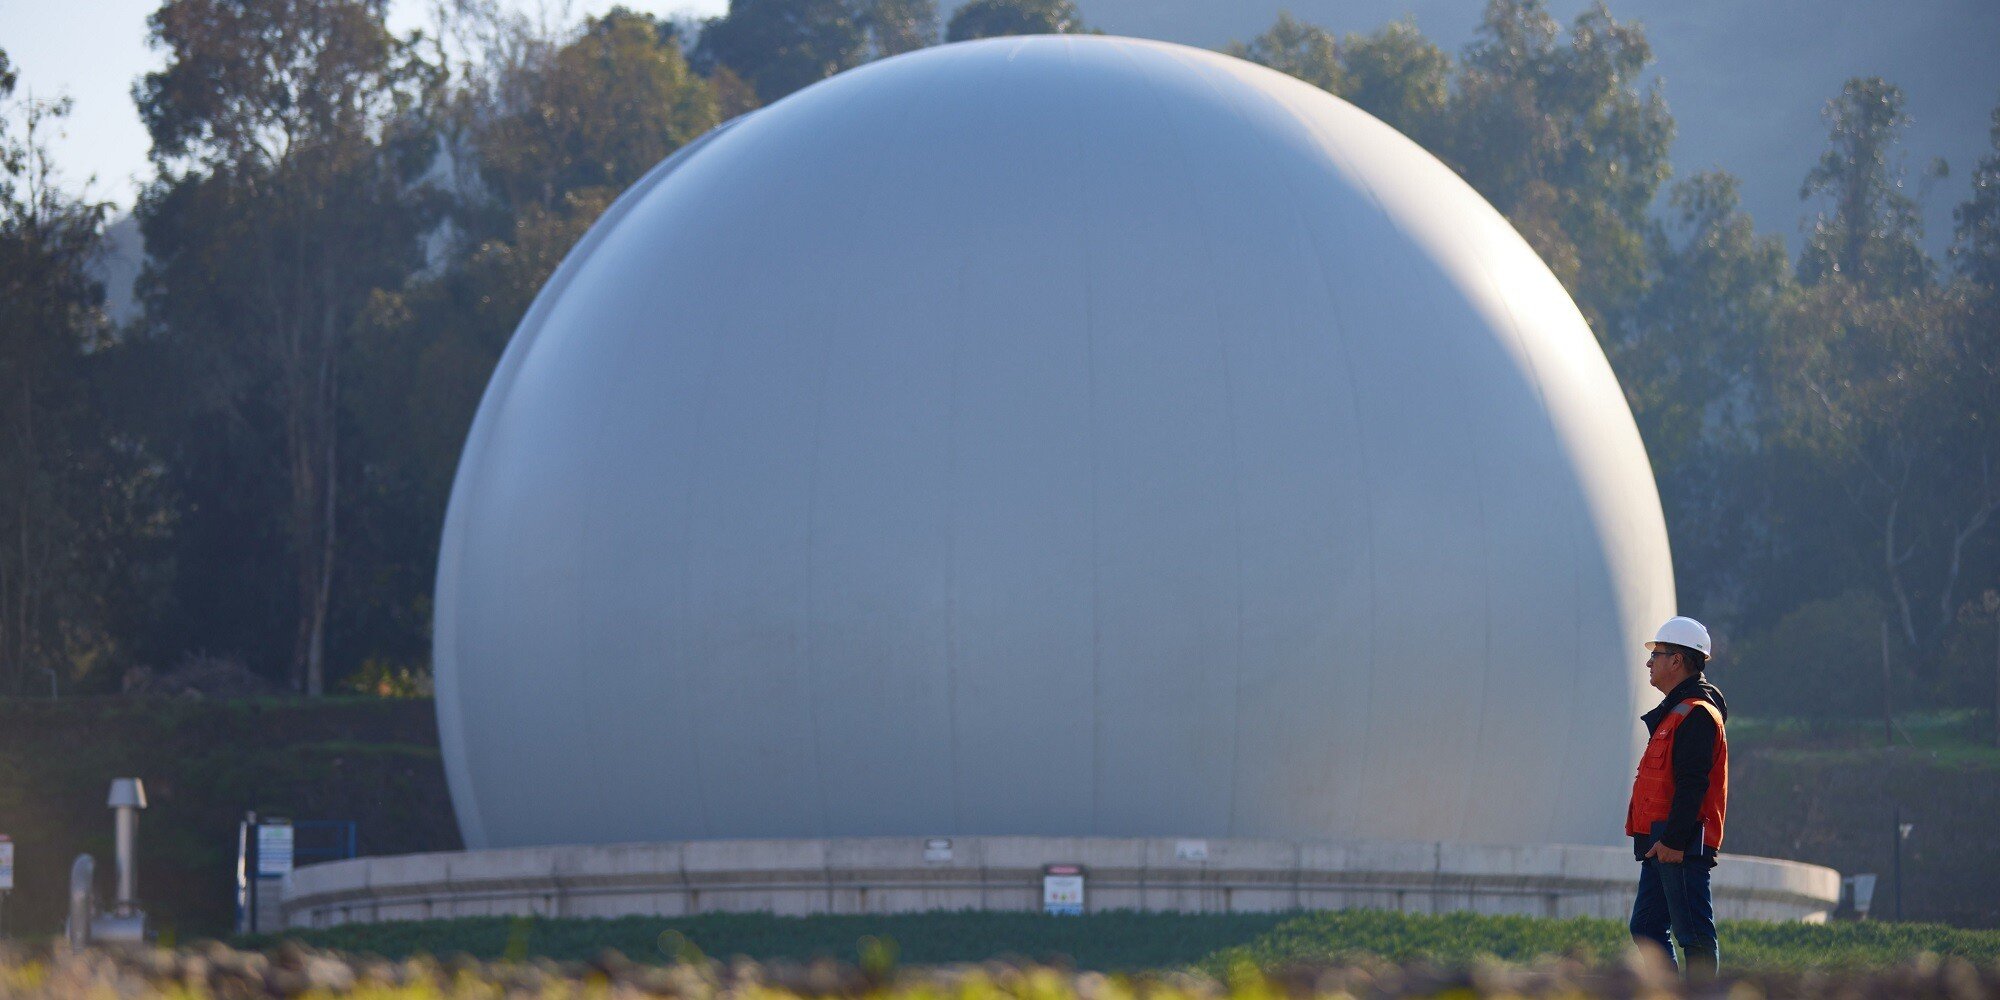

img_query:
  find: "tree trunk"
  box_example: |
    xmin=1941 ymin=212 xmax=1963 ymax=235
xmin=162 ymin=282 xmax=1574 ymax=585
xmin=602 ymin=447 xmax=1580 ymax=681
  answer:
xmin=1880 ymin=619 xmax=1896 ymax=746
xmin=305 ymin=308 xmax=339 ymax=698
xmin=1882 ymin=494 xmax=1921 ymax=652
xmin=15 ymin=367 xmax=34 ymax=698
xmin=287 ymin=355 xmax=314 ymax=693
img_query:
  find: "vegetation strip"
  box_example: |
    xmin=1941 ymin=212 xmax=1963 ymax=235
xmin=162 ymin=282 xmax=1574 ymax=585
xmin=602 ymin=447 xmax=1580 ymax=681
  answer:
xmin=246 ymin=909 xmax=2000 ymax=971
xmin=6 ymin=937 xmax=2000 ymax=1000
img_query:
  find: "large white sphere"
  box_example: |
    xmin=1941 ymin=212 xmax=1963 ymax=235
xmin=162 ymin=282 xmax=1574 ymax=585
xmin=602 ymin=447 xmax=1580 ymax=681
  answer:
xmin=435 ymin=35 xmax=1672 ymax=851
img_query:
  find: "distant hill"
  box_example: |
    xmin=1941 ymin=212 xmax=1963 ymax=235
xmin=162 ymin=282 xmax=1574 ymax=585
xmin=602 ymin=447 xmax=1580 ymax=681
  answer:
xmin=1076 ymin=0 xmax=2000 ymax=257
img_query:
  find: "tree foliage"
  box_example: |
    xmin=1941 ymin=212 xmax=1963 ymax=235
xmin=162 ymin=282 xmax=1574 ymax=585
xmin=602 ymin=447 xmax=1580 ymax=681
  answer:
xmin=1952 ymin=99 xmax=2000 ymax=290
xmin=335 ymin=8 xmax=726 ymax=672
xmin=698 ymin=0 xmax=937 ymax=105
xmin=1224 ymin=13 xmax=1344 ymax=95
xmin=133 ymin=0 xmax=432 ymax=692
xmin=1799 ymin=78 xmax=1934 ymax=296
xmin=944 ymin=0 xmax=1088 ymax=43
xmin=0 ymin=57 xmax=141 ymax=696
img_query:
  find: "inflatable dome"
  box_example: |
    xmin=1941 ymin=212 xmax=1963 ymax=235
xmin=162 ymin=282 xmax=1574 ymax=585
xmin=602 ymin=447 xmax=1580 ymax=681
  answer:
xmin=434 ymin=35 xmax=1673 ymax=851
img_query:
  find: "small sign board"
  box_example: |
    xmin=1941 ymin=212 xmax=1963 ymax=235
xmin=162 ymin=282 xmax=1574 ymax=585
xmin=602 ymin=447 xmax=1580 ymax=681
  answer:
xmin=256 ymin=822 xmax=295 ymax=877
xmin=0 ymin=835 xmax=13 ymax=890
xmin=1845 ymin=873 xmax=1878 ymax=916
xmin=1042 ymin=863 xmax=1085 ymax=916
xmin=1175 ymin=839 xmax=1209 ymax=862
xmin=923 ymin=838 xmax=953 ymax=862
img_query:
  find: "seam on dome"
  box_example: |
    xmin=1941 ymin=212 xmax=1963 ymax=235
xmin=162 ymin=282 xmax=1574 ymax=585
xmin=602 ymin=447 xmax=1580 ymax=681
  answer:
xmin=1062 ymin=36 xmax=1107 ymax=836
xmin=1152 ymin=43 xmax=1258 ymax=839
xmin=1456 ymin=204 xmax=1592 ymax=845
xmin=1268 ymin=81 xmax=1492 ymax=841
xmin=1228 ymin=66 xmax=1381 ymax=836
xmin=798 ymin=71 xmax=937 ymax=838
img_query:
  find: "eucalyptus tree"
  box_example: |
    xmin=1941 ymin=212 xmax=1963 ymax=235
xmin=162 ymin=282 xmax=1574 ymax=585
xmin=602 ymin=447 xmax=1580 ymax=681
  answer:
xmin=1798 ymin=77 xmax=1933 ymax=296
xmin=698 ymin=0 xmax=936 ymax=105
xmin=1224 ymin=13 xmax=1345 ymax=95
xmin=134 ymin=0 xmax=434 ymax=693
xmin=1338 ymin=19 xmax=1451 ymax=151
xmin=1445 ymin=0 xmax=1673 ymax=341
xmin=1762 ymin=82 xmax=1997 ymax=681
xmin=0 ymin=50 xmax=129 ymax=695
xmin=340 ymin=9 xmax=726 ymax=672
xmin=1953 ymin=99 xmax=2000 ymax=291
xmin=1622 ymin=172 xmax=1791 ymax=623
xmin=943 ymin=0 xmax=1088 ymax=42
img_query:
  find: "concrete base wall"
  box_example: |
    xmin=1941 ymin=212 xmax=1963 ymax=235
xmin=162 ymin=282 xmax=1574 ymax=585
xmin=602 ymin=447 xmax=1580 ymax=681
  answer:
xmin=284 ymin=836 xmax=1840 ymax=929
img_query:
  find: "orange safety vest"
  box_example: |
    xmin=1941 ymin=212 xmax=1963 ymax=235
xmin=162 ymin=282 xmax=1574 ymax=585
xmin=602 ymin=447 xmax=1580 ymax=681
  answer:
xmin=1625 ymin=698 xmax=1728 ymax=851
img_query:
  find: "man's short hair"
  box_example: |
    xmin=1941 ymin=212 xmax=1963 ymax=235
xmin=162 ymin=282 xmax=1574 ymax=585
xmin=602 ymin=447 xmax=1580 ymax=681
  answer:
xmin=1660 ymin=642 xmax=1707 ymax=672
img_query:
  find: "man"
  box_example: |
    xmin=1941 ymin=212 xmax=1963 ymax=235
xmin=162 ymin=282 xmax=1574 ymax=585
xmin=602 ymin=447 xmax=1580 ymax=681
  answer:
xmin=1626 ymin=615 xmax=1728 ymax=979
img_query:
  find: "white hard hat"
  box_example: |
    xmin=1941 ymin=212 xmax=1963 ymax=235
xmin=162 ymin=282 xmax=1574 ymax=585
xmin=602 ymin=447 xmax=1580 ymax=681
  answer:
xmin=1646 ymin=616 xmax=1711 ymax=659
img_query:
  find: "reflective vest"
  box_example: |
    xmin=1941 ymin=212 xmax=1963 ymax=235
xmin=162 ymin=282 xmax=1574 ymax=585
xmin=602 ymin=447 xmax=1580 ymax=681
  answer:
xmin=1625 ymin=698 xmax=1728 ymax=850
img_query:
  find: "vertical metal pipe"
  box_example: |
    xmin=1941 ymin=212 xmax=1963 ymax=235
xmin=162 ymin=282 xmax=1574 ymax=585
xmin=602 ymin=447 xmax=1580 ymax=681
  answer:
xmin=1893 ymin=804 xmax=1904 ymax=922
xmin=104 ymin=779 xmax=146 ymax=919
xmin=114 ymin=807 xmax=137 ymax=912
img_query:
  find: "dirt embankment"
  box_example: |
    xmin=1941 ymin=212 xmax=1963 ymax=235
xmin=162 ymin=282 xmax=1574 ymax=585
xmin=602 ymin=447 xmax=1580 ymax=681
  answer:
xmin=1729 ymin=747 xmax=2000 ymax=927
xmin=0 ymin=698 xmax=457 ymax=937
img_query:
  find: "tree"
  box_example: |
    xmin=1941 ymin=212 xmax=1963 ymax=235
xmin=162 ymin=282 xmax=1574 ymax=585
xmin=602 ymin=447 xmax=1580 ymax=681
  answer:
xmin=1619 ymin=172 xmax=1791 ymax=621
xmin=1224 ymin=13 xmax=1345 ymax=95
xmin=696 ymin=0 xmax=934 ymax=105
xmin=1799 ymin=77 xmax=1933 ymax=296
xmin=1225 ymin=14 xmax=1451 ymax=159
xmin=1757 ymin=80 xmax=2000 ymax=681
xmin=0 ymin=51 xmax=140 ymax=695
xmin=864 ymin=0 xmax=938 ymax=57
xmin=134 ymin=0 xmax=432 ymax=693
xmin=1766 ymin=283 xmax=1996 ymax=667
xmin=944 ymin=0 xmax=1087 ymax=43
xmin=337 ymin=10 xmax=725 ymax=673
xmin=1953 ymin=97 xmax=2000 ymax=290
xmin=1339 ymin=19 xmax=1451 ymax=148
xmin=478 ymin=9 xmax=720 ymax=215
xmin=1446 ymin=0 xmax=1673 ymax=339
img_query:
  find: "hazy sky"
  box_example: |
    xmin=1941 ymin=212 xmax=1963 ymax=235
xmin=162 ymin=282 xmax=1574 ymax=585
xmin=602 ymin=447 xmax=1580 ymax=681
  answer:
xmin=5 ymin=0 xmax=1997 ymax=254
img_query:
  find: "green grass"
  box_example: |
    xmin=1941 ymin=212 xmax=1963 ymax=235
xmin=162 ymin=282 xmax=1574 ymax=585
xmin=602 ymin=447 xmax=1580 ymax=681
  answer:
xmin=1204 ymin=909 xmax=2000 ymax=970
xmin=244 ymin=910 xmax=1292 ymax=971
xmin=1729 ymin=709 xmax=2000 ymax=769
xmin=248 ymin=908 xmax=2000 ymax=973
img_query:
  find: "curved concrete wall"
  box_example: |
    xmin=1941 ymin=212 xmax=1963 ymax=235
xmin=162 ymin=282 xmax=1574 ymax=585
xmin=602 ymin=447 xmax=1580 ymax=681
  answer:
xmin=435 ymin=34 xmax=1675 ymax=851
xmin=284 ymin=837 xmax=1839 ymax=928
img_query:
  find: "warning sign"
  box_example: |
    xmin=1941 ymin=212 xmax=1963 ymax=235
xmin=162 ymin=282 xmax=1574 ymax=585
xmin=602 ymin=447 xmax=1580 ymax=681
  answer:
xmin=1042 ymin=863 xmax=1084 ymax=916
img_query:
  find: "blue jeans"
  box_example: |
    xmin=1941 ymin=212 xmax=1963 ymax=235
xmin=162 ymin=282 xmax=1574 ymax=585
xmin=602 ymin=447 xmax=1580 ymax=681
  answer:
xmin=1630 ymin=858 xmax=1717 ymax=978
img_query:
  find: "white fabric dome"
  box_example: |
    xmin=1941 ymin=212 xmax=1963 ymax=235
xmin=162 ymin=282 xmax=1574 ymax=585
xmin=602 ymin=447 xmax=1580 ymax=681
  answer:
xmin=434 ymin=35 xmax=1673 ymax=851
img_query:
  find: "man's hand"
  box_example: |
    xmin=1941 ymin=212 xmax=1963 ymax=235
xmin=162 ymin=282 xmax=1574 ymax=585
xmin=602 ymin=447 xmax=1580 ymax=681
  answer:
xmin=1645 ymin=842 xmax=1685 ymax=864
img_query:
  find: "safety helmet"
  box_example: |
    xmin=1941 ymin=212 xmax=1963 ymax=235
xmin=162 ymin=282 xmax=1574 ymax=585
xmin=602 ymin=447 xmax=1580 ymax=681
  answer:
xmin=1646 ymin=616 xmax=1711 ymax=659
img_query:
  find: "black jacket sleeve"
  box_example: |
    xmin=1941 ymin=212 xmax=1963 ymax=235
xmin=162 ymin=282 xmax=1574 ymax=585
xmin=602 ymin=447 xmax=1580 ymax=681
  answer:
xmin=1662 ymin=708 xmax=1717 ymax=852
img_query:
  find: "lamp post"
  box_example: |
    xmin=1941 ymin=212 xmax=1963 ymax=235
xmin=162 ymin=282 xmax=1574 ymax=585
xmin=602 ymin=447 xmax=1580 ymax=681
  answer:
xmin=1893 ymin=806 xmax=1915 ymax=922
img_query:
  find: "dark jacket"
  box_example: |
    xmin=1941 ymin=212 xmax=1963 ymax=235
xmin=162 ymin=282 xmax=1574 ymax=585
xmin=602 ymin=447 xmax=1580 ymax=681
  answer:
xmin=1632 ymin=674 xmax=1728 ymax=866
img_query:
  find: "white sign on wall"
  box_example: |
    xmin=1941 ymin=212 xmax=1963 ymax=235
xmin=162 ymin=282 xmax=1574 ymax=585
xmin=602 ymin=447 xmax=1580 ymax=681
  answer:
xmin=256 ymin=823 xmax=294 ymax=877
xmin=923 ymin=838 xmax=953 ymax=862
xmin=0 ymin=836 xmax=13 ymax=890
xmin=1175 ymin=840 xmax=1209 ymax=861
xmin=1846 ymin=873 xmax=1879 ymax=916
xmin=1042 ymin=864 xmax=1084 ymax=916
